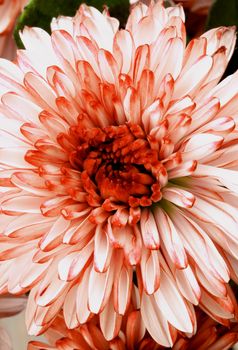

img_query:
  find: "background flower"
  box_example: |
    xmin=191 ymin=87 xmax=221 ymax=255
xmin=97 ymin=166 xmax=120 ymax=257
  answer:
xmin=0 ymin=0 xmax=28 ymax=59
xmin=0 ymin=0 xmax=238 ymax=347
xmin=0 ymin=294 xmax=27 ymax=350
xmin=0 ymin=295 xmax=26 ymax=318
xmin=179 ymin=0 xmax=214 ymax=37
xmin=0 ymin=326 xmax=12 ymax=350
xmin=27 ymin=310 xmax=238 ymax=350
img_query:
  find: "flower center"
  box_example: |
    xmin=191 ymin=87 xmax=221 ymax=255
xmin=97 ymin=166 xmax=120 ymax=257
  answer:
xmin=70 ymin=123 xmax=168 ymax=208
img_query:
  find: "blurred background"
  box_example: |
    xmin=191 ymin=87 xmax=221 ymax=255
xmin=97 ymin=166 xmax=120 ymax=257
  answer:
xmin=0 ymin=312 xmax=44 ymax=350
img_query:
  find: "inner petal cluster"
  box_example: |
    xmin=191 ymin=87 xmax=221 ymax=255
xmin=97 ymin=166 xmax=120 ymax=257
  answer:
xmin=70 ymin=123 xmax=167 ymax=209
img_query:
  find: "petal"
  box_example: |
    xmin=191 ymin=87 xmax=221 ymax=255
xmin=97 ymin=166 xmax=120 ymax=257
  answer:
xmin=140 ymin=208 xmax=160 ymax=249
xmin=162 ymin=187 xmax=195 ymax=208
xmin=123 ymin=86 xmax=141 ymax=125
xmin=36 ymin=274 xmax=69 ymax=307
xmin=98 ymin=49 xmax=119 ymax=84
xmin=154 ymin=208 xmax=187 ymax=269
xmin=126 ymin=311 xmax=145 ymax=350
xmin=154 ymin=37 xmax=184 ymax=88
xmin=63 ymin=284 xmax=79 ymax=329
xmin=58 ymin=241 xmax=93 ymax=281
xmin=133 ymin=44 xmax=150 ymax=84
xmin=76 ymin=36 xmax=100 ymax=75
xmin=0 ymin=58 xmax=24 ymax=95
xmin=76 ymin=267 xmax=91 ymax=324
xmin=171 ymin=209 xmax=230 ymax=285
xmin=141 ymin=292 xmax=175 ymax=347
xmin=99 ymin=292 xmax=122 ymax=341
xmin=39 ymin=216 xmax=70 ymax=252
xmin=1 ymin=195 xmax=44 ymax=214
xmin=113 ymin=260 xmax=132 ymax=315
xmin=140 ymin=249 xmax=160 ymax=295
xmin=94 ymin=224 xmax=113 ymax=273
xmin=19 ymin=27 xmax=58 ymax=76
xmin=188 ymin=97 xmax=220 ymax=134
xmin=88 ymin=263 xmax=114 ymax=314
xmin=113 ymin=29 xmax=134 ymax=74
xmin=173 ymin=55 xmax=213 ymax=99
xmin=80 ymin=7 xmax=115 ymax=51
xmin=187 ymin=196 xmax=238 ymax=244
xmin=2 ymin=92 xmax=42 ymax=125
xmin=154 ymin=269 xmax=194 ymax=333
xmin=24 ymin=72 xmax=57 ymax=112
xmin=208 ymin=70 xmax=238 ymax=107
xmin=175 ymin=266 xmax=201 ymax=305
xmin=202 ymin=26 xmax=236 ymax=61
xmin=181 ymin=133 xmax=223 ymax=161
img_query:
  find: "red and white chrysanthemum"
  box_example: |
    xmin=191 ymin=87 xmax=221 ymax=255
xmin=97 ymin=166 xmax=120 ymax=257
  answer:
xmin=28 ymin=310 xmax=238 ymax=350
xmin=0 ymin=0 xmax=28 ymax=59
xmin=0 ymin=0 xmax=238 ymax=346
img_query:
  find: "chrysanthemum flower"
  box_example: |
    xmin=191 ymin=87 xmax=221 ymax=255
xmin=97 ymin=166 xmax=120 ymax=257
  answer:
xmin=28 ymin=310 xmax=238 ymax=350
xmin=0 ymin=0 xmax=28 ymax=59
xmin=0 ymin=0 xmax=238 ymax=346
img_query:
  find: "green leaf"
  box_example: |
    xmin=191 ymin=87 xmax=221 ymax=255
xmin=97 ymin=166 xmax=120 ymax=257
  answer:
xmin=14 ymin=0 xmax=129 ymax=48
xmin=206 ymin=0 xmax=238 ymax=29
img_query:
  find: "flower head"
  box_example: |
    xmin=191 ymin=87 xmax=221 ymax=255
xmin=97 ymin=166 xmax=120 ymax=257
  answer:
xmin=0 ymin=0 xmax=238 ymax=346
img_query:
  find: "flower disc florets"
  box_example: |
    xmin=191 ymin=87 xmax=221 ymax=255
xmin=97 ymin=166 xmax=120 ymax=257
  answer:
xmin=73 ymin=123 xmax=166 ymax=210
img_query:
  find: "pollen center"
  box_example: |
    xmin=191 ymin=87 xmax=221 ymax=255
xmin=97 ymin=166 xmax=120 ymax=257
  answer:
xmin=70 ymin=123 xmax=168 ymax=208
